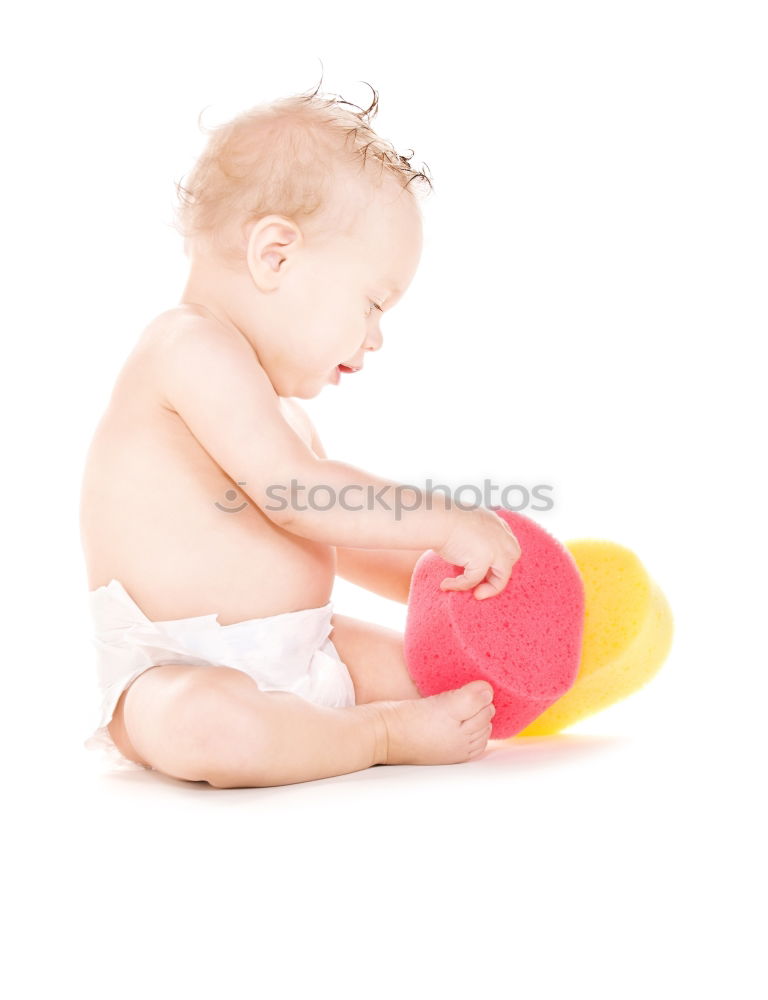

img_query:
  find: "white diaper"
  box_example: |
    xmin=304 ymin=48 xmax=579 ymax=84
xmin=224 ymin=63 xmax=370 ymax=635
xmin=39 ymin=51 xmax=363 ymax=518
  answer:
xmin=84 ymin=579 xmax=356 ymax=770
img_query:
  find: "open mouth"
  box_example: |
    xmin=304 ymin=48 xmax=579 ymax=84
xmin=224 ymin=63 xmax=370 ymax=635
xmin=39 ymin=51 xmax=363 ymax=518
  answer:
xmin=337 ymin=364 xmax=362 ymax=374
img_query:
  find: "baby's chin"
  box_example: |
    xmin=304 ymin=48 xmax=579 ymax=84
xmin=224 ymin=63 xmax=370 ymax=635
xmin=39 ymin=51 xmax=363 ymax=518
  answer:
xmin=302 ymin=365 xmax=345 ymax=398
xmin=269 ymin=361 xmax=341 ymax=399
xmin=278 ymin=374 xmax=331 ymax=400
xmin=291 ymin=386 xmax=324 ymax=400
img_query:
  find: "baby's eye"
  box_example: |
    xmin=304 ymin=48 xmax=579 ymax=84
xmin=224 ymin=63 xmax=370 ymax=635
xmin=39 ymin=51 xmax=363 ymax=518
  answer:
xmin=369 ymin=300 xmax=383 ymax=313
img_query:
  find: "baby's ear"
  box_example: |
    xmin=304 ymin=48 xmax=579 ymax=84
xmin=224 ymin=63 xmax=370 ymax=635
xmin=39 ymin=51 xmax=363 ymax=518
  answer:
xmin=244 ymin=215 xmax=302 ymax=291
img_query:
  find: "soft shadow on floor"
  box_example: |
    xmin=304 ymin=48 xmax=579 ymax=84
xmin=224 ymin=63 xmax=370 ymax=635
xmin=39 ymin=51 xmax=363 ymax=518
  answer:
xmin=94 ymin=765 xmax=216 ymax=793
xmin=354 ymin=732 xmax=626 ymax=788
xmin=482 ymin=733 xmax=625 ymax=769
xmin=91 ymin=731 xmax=625 ymax=802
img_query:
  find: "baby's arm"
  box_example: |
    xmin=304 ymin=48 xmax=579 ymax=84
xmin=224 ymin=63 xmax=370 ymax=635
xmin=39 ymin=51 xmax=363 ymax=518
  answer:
xmin=157 ymin=321 xmax=456 ymax=553
xmin=335 ymin=547 xmax=423 ymax=604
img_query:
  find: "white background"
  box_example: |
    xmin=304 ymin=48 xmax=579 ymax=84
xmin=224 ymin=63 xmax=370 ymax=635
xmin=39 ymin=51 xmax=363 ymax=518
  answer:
xmin=2 ymin=2 xmax=766 ymax=997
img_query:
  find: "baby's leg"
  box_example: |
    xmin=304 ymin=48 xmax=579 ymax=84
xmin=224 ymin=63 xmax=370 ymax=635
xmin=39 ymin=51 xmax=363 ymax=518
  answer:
xmin=329 ymin=613 xmax=422 ymax=703
xmin=111 ymin=664 xmax=384 ymax=787
xmin=109 ymin=663 xmax=496 ymax=789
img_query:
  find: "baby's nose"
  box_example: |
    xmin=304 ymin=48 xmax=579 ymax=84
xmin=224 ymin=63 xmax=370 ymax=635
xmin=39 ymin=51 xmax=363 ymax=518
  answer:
xmin=366 ymin=327 xmax=383 ymax=352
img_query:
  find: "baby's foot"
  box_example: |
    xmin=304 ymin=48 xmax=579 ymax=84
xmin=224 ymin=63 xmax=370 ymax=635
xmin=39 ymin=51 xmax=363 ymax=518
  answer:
xmin=369 ymin=680 xmax=496 ymax=766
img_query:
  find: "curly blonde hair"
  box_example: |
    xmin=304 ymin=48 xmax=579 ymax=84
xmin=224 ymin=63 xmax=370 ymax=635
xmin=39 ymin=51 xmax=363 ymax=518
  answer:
xmin=172 ymin=78 xmax=433 ymax=266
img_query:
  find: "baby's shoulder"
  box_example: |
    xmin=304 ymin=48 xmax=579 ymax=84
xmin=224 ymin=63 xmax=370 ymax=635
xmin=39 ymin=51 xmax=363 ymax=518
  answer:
xmin=134 ymin=307 xmax=316 ymax=448
xmin=135 ymin=305 xmax=253 ymax=390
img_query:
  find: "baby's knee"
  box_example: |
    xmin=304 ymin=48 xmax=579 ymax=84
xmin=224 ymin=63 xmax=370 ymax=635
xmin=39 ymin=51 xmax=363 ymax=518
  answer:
xmin=145 ymin=665 xmax=268 ymax=784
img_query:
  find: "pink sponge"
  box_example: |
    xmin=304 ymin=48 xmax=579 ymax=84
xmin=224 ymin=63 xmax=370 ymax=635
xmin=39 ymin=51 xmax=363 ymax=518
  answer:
xmin=404 ymin=509 xmax=585 ymax=738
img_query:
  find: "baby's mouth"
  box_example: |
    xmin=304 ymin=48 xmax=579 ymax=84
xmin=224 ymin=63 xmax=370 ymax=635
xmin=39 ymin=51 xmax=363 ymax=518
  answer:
xmin=337 ymin=364 xmax=362 ymax=374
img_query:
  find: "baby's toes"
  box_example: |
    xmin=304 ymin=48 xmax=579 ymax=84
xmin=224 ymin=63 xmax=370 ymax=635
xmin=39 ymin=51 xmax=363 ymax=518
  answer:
xmin=461 ymin=702 xmax=495 ymax=735
xmin=464 ymin=726 xmax=491 ymax=750
xmin=468 ymin=725 xmax=493 ymax=755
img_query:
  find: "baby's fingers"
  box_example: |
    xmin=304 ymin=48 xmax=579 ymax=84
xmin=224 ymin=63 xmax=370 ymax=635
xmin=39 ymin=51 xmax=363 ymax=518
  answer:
xmin=472 ymin=563 xmax=512 ymax=600
xmin=439 ymin=562 xmax=489 ymax=593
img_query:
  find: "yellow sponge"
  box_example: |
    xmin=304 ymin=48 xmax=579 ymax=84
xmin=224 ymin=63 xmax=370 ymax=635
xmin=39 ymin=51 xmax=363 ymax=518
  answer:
xmin=516 ymin=539 xmax=673 ymax=736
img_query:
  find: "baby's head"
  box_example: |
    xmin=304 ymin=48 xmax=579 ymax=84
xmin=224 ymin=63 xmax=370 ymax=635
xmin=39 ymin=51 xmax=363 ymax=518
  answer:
xmin=173 ymin=84 xmax=431 ymax=398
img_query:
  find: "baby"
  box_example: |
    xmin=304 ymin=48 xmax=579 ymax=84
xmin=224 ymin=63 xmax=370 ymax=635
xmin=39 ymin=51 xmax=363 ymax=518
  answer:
xmin=79 ymin=85 xmax=521 ymax=788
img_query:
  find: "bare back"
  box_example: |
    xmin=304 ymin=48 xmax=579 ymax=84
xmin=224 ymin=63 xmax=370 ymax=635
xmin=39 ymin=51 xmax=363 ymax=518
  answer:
xmin=79 ymin=307 xmax=336 ymax=624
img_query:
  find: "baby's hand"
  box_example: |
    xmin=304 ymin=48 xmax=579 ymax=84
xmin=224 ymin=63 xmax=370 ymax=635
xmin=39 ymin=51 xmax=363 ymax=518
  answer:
xmin=436 ymin=507 xmax=521 ymax=600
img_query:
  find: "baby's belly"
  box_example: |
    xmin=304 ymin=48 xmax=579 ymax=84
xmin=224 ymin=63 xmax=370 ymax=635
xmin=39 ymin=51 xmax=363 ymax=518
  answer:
xmin=80 ymin=336 xmax=336 ymax=625
xmin=82 ymin=472 xmax=337 ymax=624
xmin=160 ymin=507 xmax=335 ymax=624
